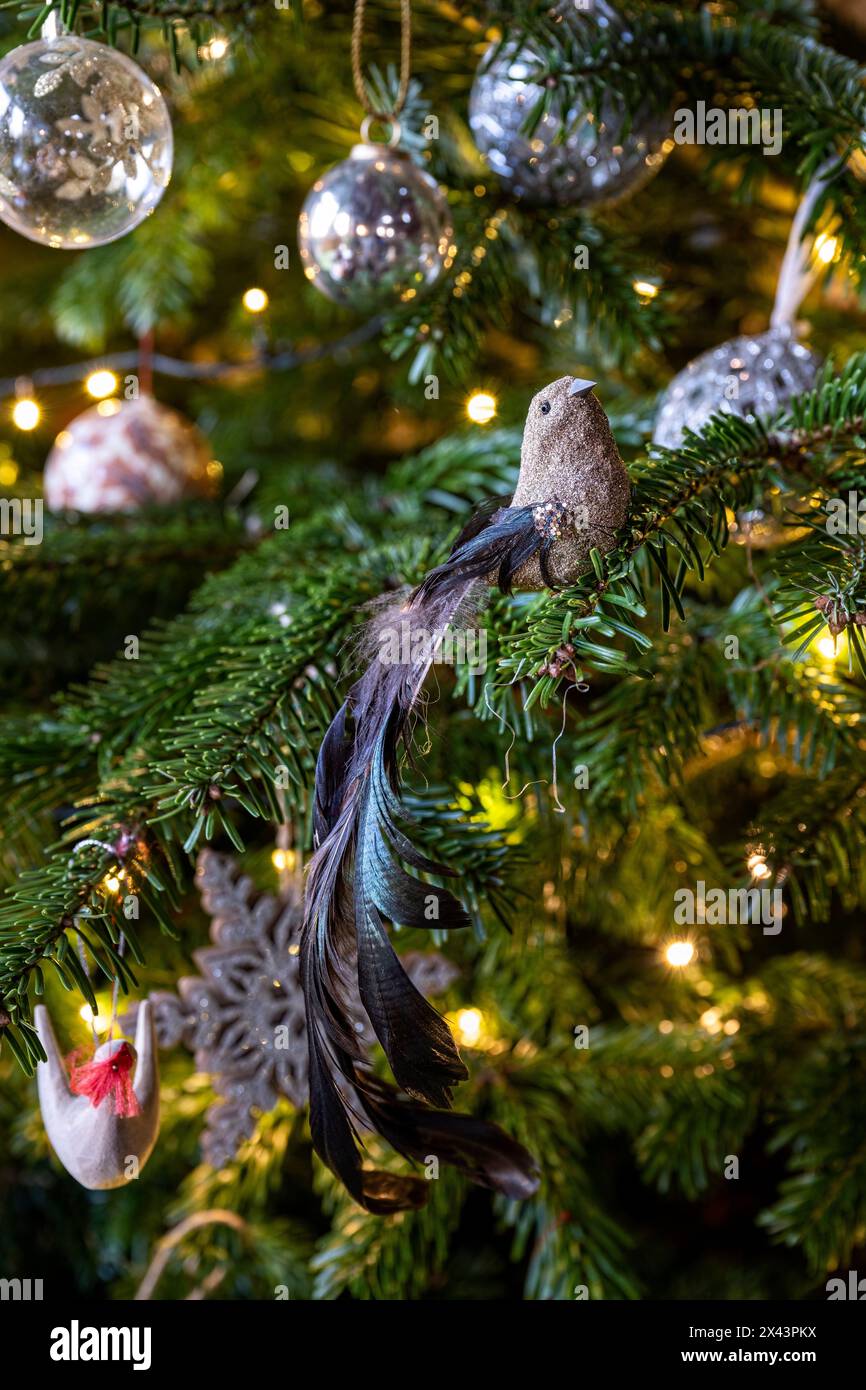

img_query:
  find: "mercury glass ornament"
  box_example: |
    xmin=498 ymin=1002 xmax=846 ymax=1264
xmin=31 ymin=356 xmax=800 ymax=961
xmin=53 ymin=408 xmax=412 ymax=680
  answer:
xmin=652 ymin=328 xmax=820 ymax=450
xmin=43 ymin=396 xmax=217 ymax=512
xmin=298 ymin=141 xmax=453 ymax=312
xmin=469 ymin=7 xmax=668 ymax=208
xmin=0 ymin=35 xmax=172 ymax=249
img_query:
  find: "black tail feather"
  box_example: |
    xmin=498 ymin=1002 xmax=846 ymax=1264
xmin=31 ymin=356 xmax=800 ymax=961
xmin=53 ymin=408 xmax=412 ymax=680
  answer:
xmin=300 ymin=497 xmax=550 ymax=1211
xmin=412 ymin=504 xmax=540 ymax=603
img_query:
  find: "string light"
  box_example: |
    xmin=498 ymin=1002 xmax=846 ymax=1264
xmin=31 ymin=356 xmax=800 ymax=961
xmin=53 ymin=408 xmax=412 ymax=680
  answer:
xmin=242 ymin=287 xmax=269 ymax=313
xmin=102 ymin=871 xmax=123 ymax=894
xmin=12 ymin=397 xmax=40 ymax=430
xmin=271 ymin=848 xmax=296 ymax=873
xmin=633 ymin=279 xmax=660 ymax=300
xmin=199 ymin=36 xmax=230 ymax=61
xmin=452 ymin=1008 xmax=484 ymax=1046
xmin=814 ymin=232 xmax=839 ymax=265
xmin=665 ymin=940 xmax=695 ymax=967
xmin=85 ymin=369 xmax=118 ymax=400
xmin=747 ymin=851 xmax=771 ymax=881
xmin=79 ymin=1004 xmax=111 ymax=1034
xmin=466 ymin=391 xmax=496 ymax=425
xmin=817 ymin=634 xmax=838 ymax=661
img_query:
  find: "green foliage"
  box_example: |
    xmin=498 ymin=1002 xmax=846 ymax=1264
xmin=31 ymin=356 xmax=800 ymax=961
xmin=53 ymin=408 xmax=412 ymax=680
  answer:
xmin=2 ymin=0 xmax=866 ymax=1303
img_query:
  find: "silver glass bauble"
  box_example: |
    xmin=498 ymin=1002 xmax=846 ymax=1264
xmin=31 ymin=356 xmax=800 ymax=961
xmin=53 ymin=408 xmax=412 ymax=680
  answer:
xmin=469 ymin=8 xmax=668 ymax=208
xmin=298 ymin=143 xmax=454 ymax=312
xmin=652 ymin=327 xmax=820 ymax=449
xmin=0 ymin=35 xmax=172 ymax=249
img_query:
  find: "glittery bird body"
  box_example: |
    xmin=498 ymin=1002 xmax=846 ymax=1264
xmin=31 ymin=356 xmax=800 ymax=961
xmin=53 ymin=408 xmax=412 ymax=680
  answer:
xmin=510 ymin=375 xmax=631 ymax=587
xmin=301 ymin=377 xmax=629 ymax=1213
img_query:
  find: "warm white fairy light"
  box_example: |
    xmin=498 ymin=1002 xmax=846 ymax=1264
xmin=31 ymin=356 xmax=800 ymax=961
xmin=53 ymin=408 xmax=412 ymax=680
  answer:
xmin=79 ymin=1004 xmax=111 ymax=1034
xmin=85 ymin=369 xmax=118 ymax=399
xmin=633 ymin=279 xmax=660 ymax=300
xmin=814 ymin=232 xmax=839 ymax=265
xmin=817 ymin=635 xmax=838 ymax=661
xmin=243 ymin=287 xmax=269 ymax=313
xmin=466 ymin=391 xmax=497 ymax=425
xmin=747 ymin=851 xmax=771 ymax=881
xmin=199 ymin=36 xmax=230 ymax=61
xmin=453 ymin=1008 xmax=483 ymax=1046
xmin=12 ymin=397 xmax=40 ymax=430
xmin=665 ymin=940 xmax=695 ymax=967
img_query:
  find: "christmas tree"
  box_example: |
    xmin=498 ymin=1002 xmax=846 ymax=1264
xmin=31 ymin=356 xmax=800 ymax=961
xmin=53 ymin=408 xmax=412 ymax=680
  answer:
xmin=2 ymin=0 xmax=866 ymax=1307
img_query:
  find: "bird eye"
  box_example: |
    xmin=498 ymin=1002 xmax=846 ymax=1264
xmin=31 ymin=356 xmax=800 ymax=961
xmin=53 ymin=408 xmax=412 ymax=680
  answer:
xmin=540 ymin=401 xmax=551 ymax=414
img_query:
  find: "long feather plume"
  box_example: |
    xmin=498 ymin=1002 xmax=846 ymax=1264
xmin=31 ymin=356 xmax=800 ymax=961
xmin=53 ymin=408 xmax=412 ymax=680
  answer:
xmin=301 ymin=501 xmax=549 ymax=1212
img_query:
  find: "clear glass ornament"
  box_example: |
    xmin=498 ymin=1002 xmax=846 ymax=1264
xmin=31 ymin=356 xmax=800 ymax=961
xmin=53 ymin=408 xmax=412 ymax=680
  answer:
xmin=469 ymin=3 xmax=668 ymax=209
xmin=0 ymin=34 xmax=173 ymax=249
xmin=652 ymin=327 xmax=820 ymax=450
xmin=298 ymin=140 xmax=453 ymax=312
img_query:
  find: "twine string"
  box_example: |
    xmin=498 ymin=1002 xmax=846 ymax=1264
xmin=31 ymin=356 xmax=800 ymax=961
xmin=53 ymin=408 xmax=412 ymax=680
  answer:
xmin=351 ymin=0 xmax=412 ymax=122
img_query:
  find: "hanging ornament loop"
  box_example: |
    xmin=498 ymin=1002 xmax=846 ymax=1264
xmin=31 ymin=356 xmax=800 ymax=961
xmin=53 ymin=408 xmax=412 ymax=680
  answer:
xmin=351 ymin=0 xmax=412 ymax=121
xmin=359 ymin=114 xmax=402 ymax=148
xmin=770 ymin=160 xmax=836 ymax=330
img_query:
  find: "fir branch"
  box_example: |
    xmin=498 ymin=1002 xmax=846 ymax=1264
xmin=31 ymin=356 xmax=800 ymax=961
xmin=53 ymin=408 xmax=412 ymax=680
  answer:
xmin=312 ymin=1158 xmax=464 ymax=1300
xmin=740 ymin=764 xmax=866 ymax=923
xmin=500 ymin=357 xmax=866 ymax=705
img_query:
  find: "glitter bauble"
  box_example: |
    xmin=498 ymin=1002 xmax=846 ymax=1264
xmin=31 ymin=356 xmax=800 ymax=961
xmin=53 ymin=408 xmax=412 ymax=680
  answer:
xmin=43 ymin=396 xmax=217 ymax=512
xmin=0 ymin=36 xmax=172 ymax=248
xmin=298 ymin=143 xmax=453 ymax=311
xmin=468 ymin=6 xmax=668 ymax=208
xmin=652 ymin=328 xmax=820 ymax=450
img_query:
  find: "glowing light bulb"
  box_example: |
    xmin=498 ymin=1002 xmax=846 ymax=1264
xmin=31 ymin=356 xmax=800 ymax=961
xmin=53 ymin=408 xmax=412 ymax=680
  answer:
xmin=747 ymin=851 xmax=771 ymax=881
xmin=454 ymin=1008 xmax=483 ymax=1046
xmin=243 ymin=287 xmax=269 ymax=313
xmin=79 ymin=1003 xmax=111 ymax=1034
xmin=103 ymin=873 xmax=121 ymax=894
xmin=633 ymin=279 xmax=659 ymax=300
xmin=85 ymin=369 xmax=118 ymax=400
xmin=665 ymin=940 xmax=695 ymax=968
xmin=817 ymin=635 xmax=837 ymax=661
xmin=814 ymin=232 xmax=839 ymax=265
xmin=12 ymin=398 xmax=40 ymax=430
xmin=466 ymin=391 xmax=496 ymax=425
xmin=272 ymin=848 xmax=295 ymax=873
xmin=199 ymin=36 xmax=230 ymax=61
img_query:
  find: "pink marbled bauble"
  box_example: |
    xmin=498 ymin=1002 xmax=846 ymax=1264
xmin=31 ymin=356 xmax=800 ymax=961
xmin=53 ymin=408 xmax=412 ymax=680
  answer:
xmin=43 ymin=395 xmax=217 ymax=513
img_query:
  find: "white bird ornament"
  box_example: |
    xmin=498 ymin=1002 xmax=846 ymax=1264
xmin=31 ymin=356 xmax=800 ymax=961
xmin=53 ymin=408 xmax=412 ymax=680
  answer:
xmin=34 ymin=1001 xmax=160 ymax=1190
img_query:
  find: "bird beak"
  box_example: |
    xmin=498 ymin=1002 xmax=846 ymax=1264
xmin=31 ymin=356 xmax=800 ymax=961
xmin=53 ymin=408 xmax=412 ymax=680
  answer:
xmin=568 ymin=378 xmax=597 ymax=398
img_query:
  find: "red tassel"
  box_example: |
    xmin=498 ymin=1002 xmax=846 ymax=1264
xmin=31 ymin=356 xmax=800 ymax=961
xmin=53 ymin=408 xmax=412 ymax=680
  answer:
xmin=67 ymin=1042 xmax=141 ymax=1118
